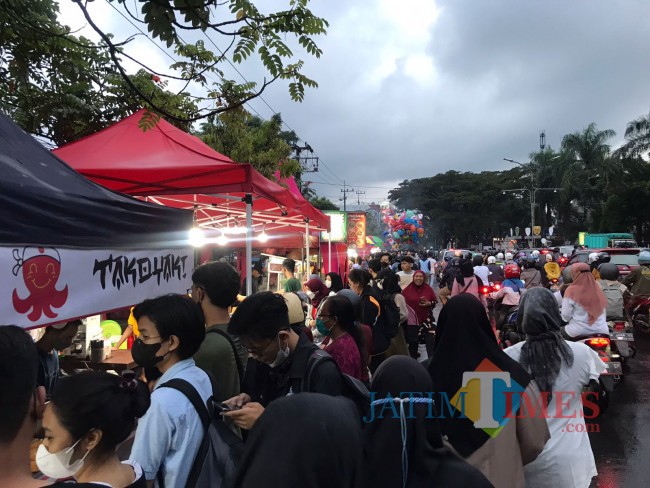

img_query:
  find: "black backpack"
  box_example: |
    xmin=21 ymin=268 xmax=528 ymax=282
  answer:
xmin=156 ymin=375 xmax=243 ymax=488
xmin=375 ymin=293 xmax=401 ymax=340
xmin=304 ymin=348 xmax=370 ymax=419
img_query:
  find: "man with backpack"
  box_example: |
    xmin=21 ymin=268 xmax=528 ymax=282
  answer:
xmin=192 ymin=261 xmax=248 ymax=403
xmin=223 ymin=292 xmax=344 ymax=430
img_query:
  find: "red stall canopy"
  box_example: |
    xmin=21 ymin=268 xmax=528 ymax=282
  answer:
xmin=53 ymin=109 xmax=329 ymax=231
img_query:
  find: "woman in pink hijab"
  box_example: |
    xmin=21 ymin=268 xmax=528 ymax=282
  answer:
xmin=561 ymin=263 xmax=608 ymax=338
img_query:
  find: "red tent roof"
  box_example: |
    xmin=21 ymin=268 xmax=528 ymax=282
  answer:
xmin=53 ymin=110 xmax=329 ymax=230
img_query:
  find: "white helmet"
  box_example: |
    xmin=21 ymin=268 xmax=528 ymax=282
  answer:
xmin=545 ymin=253 xmax=553 ymax=262
xmin=532 ymin=250 xmax=540 ymax=257
xmin=496 ymin=253 xmax=504 ymax=260
xmin=487 ymin=256 xmax=496 ymax=264
xmin=588 ymin=252 xmax=599 ymax=264
xmin=639 ymin=250 xmax=650 ymax=265
xmin=505 ymin=252 xmax=513 ymax=260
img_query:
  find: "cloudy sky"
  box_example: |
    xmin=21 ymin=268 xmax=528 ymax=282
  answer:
xmin=57 ymin=0 xmax=650 ymax=205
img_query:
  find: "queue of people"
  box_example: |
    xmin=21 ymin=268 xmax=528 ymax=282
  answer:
xmin=6 ymin=248 xmax=650 ymax=488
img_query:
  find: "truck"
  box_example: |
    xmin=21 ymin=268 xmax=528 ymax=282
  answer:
xmin=583 ymin=233 xmax=637 ymax=249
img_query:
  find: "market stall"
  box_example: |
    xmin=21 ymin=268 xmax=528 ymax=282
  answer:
xmin=54 ymin=110 xmax=330 ymax=293
xmin=0 ymin=113 xmax=194 ymax=330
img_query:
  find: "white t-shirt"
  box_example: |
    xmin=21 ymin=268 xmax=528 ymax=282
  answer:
xmin=504 ymin=341 xmax=605 ymax=488
xmin=396 ymin=270 xmax=414 ymax=290
xmin=561 ymin=298 xmax=608 ymax=337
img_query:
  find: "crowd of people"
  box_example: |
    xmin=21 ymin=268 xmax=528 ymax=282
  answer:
xmin=2 ymin=248 xmax=650 ymax=488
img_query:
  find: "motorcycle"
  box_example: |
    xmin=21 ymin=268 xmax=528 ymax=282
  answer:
xmin=498 ymin=308 xmax=523 ymax=349
xmin=546 ymin=277 xmax=560 ymax=293
xmin=626 ymin=295 xmax=650 ymax=333
xmin=608 ymin=319 xmax=636 ymax=367
xmin=575 ymin=333 xmax=623 ymax=416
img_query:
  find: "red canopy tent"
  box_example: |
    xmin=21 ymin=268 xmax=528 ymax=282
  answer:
xmin=53 ymin=110 xmax=329 ymax=293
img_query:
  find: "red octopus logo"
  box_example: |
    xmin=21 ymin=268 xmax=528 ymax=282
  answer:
xmin=12 ymin=247 xmax=68 ymax=322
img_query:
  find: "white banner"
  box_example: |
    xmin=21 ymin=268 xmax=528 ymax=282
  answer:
xmin=1 ymin=246 xmax=193 ymax=329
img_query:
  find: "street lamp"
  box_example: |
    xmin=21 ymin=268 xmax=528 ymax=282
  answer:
xmin=502 ymin=157 xmax=562 ymax=246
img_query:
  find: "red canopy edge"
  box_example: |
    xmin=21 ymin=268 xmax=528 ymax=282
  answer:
xmin=53 ymin=110 xmax=330 ymax=230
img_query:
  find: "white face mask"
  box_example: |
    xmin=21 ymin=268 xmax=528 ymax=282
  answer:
xmin=269 ymin=336 xmax=290 ymax=368
xmin=305 ymin=290 xmax=316 ymax=299
xmin=325 ymin=279 xmax=332 ymax=289
xmin=36 ymin=438 xmax=90 ymax=479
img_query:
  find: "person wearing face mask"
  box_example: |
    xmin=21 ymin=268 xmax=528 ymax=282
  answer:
xmin=223 ymin=292 xmax=344 ymax=431
xmin=380 ymin=252 xmax=392 ymax=270
xmin=324 ymin=272 xmax=343 ymax=294
xmin=303 ymin=277 xmax=330 ymax=329
xmin=38 ymin=371 xmax=150 ymax=488
xmin=0 ymin=326 xmax=46 ymax=488
xmin=317 ymin=295 xmax=366 ymax=380
xmin=35 ymin=320 xmax=80 ymax=400
xmin=128 ymin=294 xmax=210 ymax=488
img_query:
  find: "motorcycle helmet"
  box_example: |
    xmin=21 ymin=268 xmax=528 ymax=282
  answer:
xmin=472 ymin=255 xmax=484 ymax=266
xmin=639 ymin=250 xmax=650 ymax=265
xmin=525 ymin=256 xmax=537 ymax=268
xmin=545 ymin=253 xmax=554 ymax=262
xmin=598 ymin=263 xmax=620 ymax=281
xmin=596 ymin=251 xmax=611 ymax=264
xmin=561 ymin=265 xmax=574 ymax=284
xmin=505 ymin=252 xmax=513 ymax=260
xmin=496 ymin=252 xmax=504 ymax=260
xmin=588 ymin=252 xmax=600 ymax=264
xmin=504 ymin=263 xmax=521 ymax=279
xmin=518 ymin=251 xmax=527 ymax=258
xmin=532 ymin=250 xmax=540 ymax=258
xmin=487 ymin=256 xmax=496 ymax=264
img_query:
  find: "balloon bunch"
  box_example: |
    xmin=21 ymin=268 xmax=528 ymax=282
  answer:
xmin=382 ymin=209 xmax=425 ymax=247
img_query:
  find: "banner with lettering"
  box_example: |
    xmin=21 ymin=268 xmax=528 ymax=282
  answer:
xmin=1 ymin=246 xmax=193 ymax=329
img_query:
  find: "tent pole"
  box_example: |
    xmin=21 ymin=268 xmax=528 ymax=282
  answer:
xmin=328 ymin=233 xmax=331 ymax=274
xmin=305 ymin=219 xmax=310 ymax=281
xmin=245 ymin=194 xmax=253 ymax=296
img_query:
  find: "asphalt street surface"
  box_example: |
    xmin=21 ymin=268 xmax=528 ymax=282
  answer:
xmin=589 ymin=326 xmax=650 ymax=487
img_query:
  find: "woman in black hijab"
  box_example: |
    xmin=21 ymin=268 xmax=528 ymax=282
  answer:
xmin=427 ymin=294 xmax=549 ymax=488
xmin=364 ymin=356 xmax=493 ymax=488
xmin=233 ymin=393 xmax=364 ymax=488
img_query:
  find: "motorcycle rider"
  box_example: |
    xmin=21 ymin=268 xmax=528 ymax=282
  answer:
xmin=588 ymin=252 xmax=610 ymax=280
xmin=531 ymin=250 xmax=541 ymax=269
xmin=542 ymin=253 xmax=562 ymax=288
xmin=599 ymin=263 xmax=627 ymax=320
xmin=495 ymin=252 xmax=505 ymax=267
xmin=561 ymin=262 xmax=609 ymax=338
xmin=473 ymin=254 xmax=490 ymax=285
xmin=487 ymin=255 xmax=505 ymax=283
xmin=504 ymin=252 xmax=515 ymax=265
xmin=491 ymin=264 xmax=526 ymax=331
xmin=623 ymin=249 xmax=650 ymax=310
xmin=521 ymin=257 xmax=542 ymax=289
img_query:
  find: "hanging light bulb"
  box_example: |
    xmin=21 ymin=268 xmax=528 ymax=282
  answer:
xmin=258 ymin=226 xmax=269 ymax=243
xmin=216 ymin=230 xmax=228 ymax=246
xmin=189 ymin=227 xmax=206 ymax=247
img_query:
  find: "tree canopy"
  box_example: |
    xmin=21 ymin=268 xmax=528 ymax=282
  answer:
xmin=390 ymin=118 xmax=650 ymax=247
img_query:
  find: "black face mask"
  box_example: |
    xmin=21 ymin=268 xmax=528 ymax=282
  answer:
xmin=380 ymin=262 xmax=389 ymax=269
xmin=131 ymin=338 xmax=166 ymax=368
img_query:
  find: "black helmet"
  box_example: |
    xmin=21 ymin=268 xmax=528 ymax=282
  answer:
xmin=596 ymin=252 xmax=611 ymax=264
xmin=561 ymin=265 xmax=573 ymax=284
xmin=472 ymin=255 xmax=484 ymax=266
xmin=599 ymin=263 xmax=619 ymax=281
xmin=525 ymin=256 xmax=536 ymax=269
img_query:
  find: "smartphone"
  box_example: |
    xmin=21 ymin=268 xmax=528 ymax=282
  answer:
xmin=215 ymin=402 xmax=241 ymax=413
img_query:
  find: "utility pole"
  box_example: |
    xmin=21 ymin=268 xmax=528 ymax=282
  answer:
xmin=340 ymin=180 xmax=354 ymax=213
xmin=355 ymin=189 xmax=365 ymax=205
xmin=540 ymin=130 xmax=546 ymax=151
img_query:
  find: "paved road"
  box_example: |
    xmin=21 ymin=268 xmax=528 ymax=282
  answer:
xmin=589 ymin=327 xmax=650 ymax=487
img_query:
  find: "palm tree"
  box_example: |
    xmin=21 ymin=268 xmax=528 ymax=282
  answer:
xmin=615 ymin=110 xmax=650 ymax=159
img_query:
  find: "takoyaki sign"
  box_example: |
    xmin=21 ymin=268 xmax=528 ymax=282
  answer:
xmin=3 ymin=246 xmax=193 ymax=329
